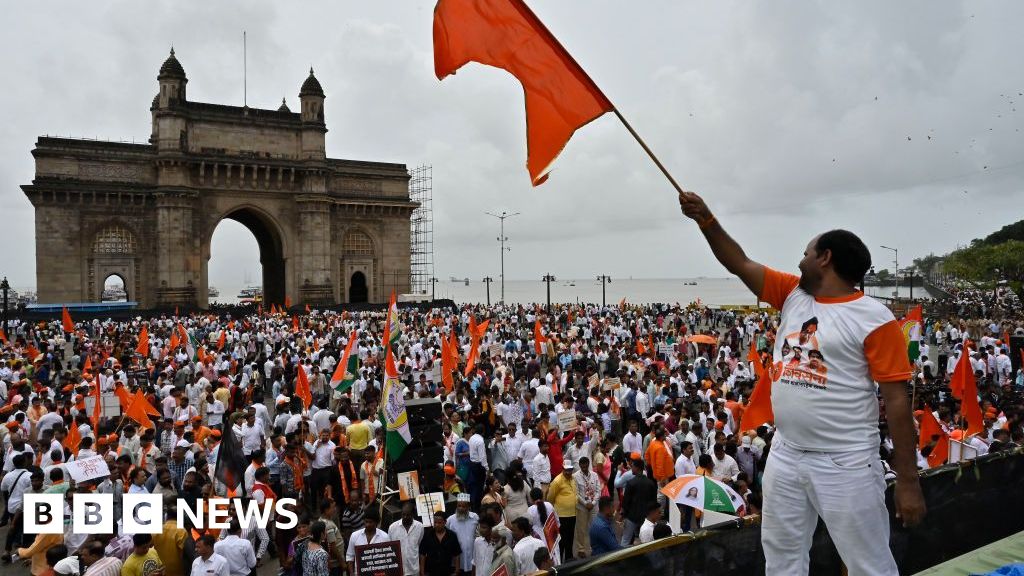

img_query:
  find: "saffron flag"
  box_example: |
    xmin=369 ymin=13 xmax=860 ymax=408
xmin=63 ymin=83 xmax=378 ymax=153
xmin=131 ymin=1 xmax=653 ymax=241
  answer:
xmin=168 ymin=330 xmax=179 ymax=352
xmin=295 ymin=364 xmax=312 ymax=409
xmin=380 ymin=306 xmax=412 ymax=461
xmin=124 ymin=390 xmax=159 ymax=429
xmin=292 ymin=315 xmax=300 ymax=334
xmin=918 ymin=405 xmax=949 ymax=468
xmin=442 ymin=332 xmax=457 ymax=392
xmin=900 ymin=304 xmax=923 ymax=362
xmin=113 ymin=384 xmax=131 ymax=410
xmin=331 ymin=331 xmax=359 ymax=392
xmin=465 ymin=316 xmax=486 ymax=377
xmin=948 ymin=347 xmax=984 ymax=437
xmin=533 ymin=320 xmax=546 ymax=356
xmin=738 ymin=359 xmax=774 ymax=433
xmin=284 ymin=295 xmax=292 ymax=309
xmin=63 ymin=420 xmax=82 ymax=455
xmin=90 ymin=381 xmax=102 ymax=431
xmin=636 ymin=338 xmax=646 ymax=356
xmin=433 ymin=0 xmax=614 ymax=185
xmin=216 ymin=330 xmax=226 ymax=351
xmin=305 ymin=304 xmax=311 ymax=314
xmin=82 ymin=355 xmax=92 ymax=375
xmin=62 ymin=307 xmax=75 ymax=333
xmin=135 ymin=325 xmax=150 ymax=357
xmin=0 ymin=329 xmax=6 ymax=344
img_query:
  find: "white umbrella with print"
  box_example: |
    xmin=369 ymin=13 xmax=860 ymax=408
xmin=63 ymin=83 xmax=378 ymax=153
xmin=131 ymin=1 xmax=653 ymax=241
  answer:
xmin=660 ymin=474 xmax=745 ymax=515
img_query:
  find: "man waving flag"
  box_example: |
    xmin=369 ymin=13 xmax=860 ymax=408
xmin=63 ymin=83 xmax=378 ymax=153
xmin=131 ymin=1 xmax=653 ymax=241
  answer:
xmin=331 ymin=331 xmax=359 ymax=393
xmin=386 ymin=290 xmax=402 ymax=345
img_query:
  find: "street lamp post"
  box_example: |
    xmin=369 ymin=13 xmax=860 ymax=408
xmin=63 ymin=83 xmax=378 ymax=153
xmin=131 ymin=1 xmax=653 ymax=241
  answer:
xmin=0 ymin=277 xmax=8 ymax=340
xmin=485 ymin=211 xmax=520 ymax=305
xmin=880 ymin=245 xmax=898 ymax=300
xmin=482 ymin=277 xmax=493 ymax=306
xmin=429 ymin=277 xmax=438 ymax=302
xmin=596 ymin=275 xmax=612 ymax=307
xmin=542 ymin=274 xmax=556 ymax=314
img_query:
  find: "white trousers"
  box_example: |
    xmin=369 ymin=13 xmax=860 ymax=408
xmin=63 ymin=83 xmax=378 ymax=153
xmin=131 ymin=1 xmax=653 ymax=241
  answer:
xmin=762 ymin=440 xmax=898 ymax=576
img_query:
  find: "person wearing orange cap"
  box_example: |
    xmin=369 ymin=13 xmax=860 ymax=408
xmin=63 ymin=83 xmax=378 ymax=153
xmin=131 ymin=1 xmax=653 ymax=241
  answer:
xmin=679 ymin=191 xmax=924 ymax=575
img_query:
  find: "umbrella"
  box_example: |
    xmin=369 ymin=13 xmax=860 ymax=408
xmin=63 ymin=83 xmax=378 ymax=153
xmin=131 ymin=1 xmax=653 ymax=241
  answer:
xmin=661 ymin=474 xmax=744 ymax=514
xmin=686 ymin=334 xmax=718 ymax=346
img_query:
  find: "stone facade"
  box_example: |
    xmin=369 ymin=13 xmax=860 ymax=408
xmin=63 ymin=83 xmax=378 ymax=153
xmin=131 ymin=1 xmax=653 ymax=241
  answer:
xmin=22 ymin=50 xmax=414 ymax=308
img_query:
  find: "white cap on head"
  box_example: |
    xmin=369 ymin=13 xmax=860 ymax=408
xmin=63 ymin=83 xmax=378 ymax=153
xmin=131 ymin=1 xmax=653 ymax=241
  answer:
xmin=457 ymin=493 xmax=471 ymax=503
xmin=563 ymin=461 xmax=574 ymax=470
xmin=741 ymin=436 xmax=752 ymax=447
xmin=175 ymin=439 xmax=191 ymax=449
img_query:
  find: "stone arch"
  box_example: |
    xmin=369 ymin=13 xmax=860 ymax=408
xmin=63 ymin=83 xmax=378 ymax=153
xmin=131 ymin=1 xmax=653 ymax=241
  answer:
xmin=205 ymin=204 xmax=289 ymax=307
xmin=89 ymin=222 xmax=141 ymax=303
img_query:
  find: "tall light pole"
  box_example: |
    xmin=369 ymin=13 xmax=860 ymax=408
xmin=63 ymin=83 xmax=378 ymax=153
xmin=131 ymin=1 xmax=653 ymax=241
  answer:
xmin=482 ymin=277 xmax=493 ymax=306
xmin=596 ymin=275 xmax=612 ymax=307
xmin=485 ymin=211 xmax=520 ymax=304
xmin=429 ymin=276 xmax=438 ymax=302
xmin=880 ymin=245 xmax=898 ymax=300
xmin=542 ymin=273 xmax=556 ymax=314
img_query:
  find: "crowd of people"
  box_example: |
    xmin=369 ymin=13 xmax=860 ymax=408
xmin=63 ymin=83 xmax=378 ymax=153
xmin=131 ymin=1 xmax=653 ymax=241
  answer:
xmin=0 ymin=293 xmax=1021 ymax=576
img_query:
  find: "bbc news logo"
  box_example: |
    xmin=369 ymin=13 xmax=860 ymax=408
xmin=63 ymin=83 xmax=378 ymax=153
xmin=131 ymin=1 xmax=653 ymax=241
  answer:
xmin=24 ymin=494 xmax=299 ymax=534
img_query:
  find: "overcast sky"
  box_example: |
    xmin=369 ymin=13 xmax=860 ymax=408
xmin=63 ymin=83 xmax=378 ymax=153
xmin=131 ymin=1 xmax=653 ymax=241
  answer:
xmin=2 ymin=1 xmax=1023 ymax=296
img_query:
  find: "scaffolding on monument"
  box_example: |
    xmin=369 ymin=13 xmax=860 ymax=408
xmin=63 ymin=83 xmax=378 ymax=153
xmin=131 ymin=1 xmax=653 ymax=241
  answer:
xmin=409 ymin=165 xmax=434 ymax=297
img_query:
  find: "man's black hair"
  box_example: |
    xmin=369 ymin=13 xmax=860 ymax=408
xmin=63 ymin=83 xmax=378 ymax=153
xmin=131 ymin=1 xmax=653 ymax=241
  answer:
xmin=814 ymin=230 xmax=871 ymax=285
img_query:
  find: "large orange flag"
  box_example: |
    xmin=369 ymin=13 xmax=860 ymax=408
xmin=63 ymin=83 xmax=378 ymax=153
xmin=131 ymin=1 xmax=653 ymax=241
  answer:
xmin=62 ymin=307 xmax=75 ymax=333
xmin=948 ymin=348 xmax=984 ymax=437
xmin=464 ymin=316 xmax=489 ymax=377
xmin=0 ymin=329 xmax=6 ymax=345
xmin=442 ymin=332 xmax=459 ymax=392
xmin=90 ymin=381 xmax=102 ymax=431
xmin=533 ymin=320 xmax=546 ymax=356
xmin=295 ymin=364 xmax=312 ymax=409
xmin=434 ymin=0 xmax=614 ymax=185
xmin=63 ymin=422 xmax=82 ymax=455
xmin=216 ymin=330 xmax=226 ymax=351
xmin=739 ymin=359 xmax=774 ymax=433
xmin=135 ymin=325 xmax=150 ymax=357
xmin=124 ymin=390 xmax=159 ymax=429
xmin=918 ymin=405 xmax=949 ymax=468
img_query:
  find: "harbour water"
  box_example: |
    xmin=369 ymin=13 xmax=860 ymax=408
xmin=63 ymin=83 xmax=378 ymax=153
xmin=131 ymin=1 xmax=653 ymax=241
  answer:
xmin=202 ymin=277 xmax=933 ymax=307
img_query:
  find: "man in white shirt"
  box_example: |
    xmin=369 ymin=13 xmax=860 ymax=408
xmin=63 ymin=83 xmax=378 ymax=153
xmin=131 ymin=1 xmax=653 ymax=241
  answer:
xmin=239 ymin=412 xmax=265 ymax=457
xmin=710 ymin=444 xmax=739 ymax=482
xmin=573 ymin=456 xmax=601 ymax=557
xmin=346 ymin=509 xmax=389 ymax=575
xmin=675 ymin=441 xmax=697 ymax=478
xmin=638 ymin=502 xmax=663 ymax=544
xmin=467 ymin=424 xmax=489 ymax=507
xmin=532 ymin=440 xmax=552 ymax=493
xmin=622 ymin=421 xmax=643 ymax=456
xmin=387 ymin=503 xmax=424 ymax=576
xmin=191 ymin=534 xmax=230 ymax=576
xmin=213 ymin=520 xmax=256 ymax=576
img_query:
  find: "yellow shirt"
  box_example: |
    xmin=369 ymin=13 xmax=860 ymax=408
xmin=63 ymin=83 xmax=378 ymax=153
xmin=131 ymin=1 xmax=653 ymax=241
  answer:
xmin=348 ymin=420 xmax=371 ymax=450
xmin=547 ymin=472 xmax=577 ymax=518
xmin=120 ymin=548 xmax=164 ymax=576
xmin=152 ymin=521 xmax=187 ymax=576
xmin=213 ymin=386 xmax=231 ymax=408
xmin=17 ymin=533 xmax=62 ymax=576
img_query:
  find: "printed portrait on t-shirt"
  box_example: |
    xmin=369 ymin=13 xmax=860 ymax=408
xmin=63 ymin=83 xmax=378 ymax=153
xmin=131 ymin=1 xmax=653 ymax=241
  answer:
xmin=779 ymin=317 xmax=829 ymax=387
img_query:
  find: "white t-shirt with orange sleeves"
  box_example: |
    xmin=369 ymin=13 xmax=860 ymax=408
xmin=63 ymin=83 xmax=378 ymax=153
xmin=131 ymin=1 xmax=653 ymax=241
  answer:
xmin=761 ymin=268 xmax=912 ymax=452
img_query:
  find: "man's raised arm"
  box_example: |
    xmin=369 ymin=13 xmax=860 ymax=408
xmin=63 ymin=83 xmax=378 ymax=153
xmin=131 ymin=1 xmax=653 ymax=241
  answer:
xmin=678 ymin=191 xmax=766 ymax=298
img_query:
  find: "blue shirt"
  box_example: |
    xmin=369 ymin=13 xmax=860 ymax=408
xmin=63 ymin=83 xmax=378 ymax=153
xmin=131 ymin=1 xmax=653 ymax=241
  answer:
xmin=590 ymin=514 xmax=622 ymax=556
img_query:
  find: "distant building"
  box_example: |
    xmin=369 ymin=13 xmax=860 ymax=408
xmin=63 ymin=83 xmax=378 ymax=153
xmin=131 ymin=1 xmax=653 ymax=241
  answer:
xmin=23 ymin=49 xmax=414 ymax=307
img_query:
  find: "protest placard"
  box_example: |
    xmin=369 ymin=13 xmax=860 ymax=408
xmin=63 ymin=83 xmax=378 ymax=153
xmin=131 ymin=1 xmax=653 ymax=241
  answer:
xmin=415 ymin=492 xmax=446 ymax=525
xmin=65 ymin=456 xmax=111 ymax=484
xmin=397 ymin=471 xmax=420 ymax=501
xmin=602 ymin=377 xmax=621 ymax=391
xmin=557 ymin=409 xmax=578 ymax=433
xmin=355 ymin=541 xmax=403 ymax=576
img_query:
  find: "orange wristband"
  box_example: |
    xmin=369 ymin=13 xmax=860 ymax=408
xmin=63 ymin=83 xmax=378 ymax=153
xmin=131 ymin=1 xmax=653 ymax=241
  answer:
xmin=698 ymin=214 xmax=717 ymax=230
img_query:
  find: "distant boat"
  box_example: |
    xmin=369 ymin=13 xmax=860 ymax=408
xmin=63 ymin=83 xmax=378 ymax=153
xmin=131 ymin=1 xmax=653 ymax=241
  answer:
xmin=684 ymin=281 xmax=698 ymax=286
xmin=208 ymin=287 xmax=220 ymax=298
xmin=237 ymin=286 xmax=263 ymax=300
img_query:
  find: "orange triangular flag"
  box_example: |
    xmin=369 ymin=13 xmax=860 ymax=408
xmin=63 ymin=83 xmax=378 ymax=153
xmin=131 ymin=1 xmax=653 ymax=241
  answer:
xmin=216 ymin=330 xmax=226 ymax=351
xmin=464 ymin=317 xmax=482 ymax=377
xmin=748 ymin=341 xmax=764 ymax=380
xmin=305 ymin=304 xmax=311 ymax=314
xmin=135 ymin=325 xmax=150 ymax=357
xmin=441 ymin=333 xmax=455 ymax=392
xmin=83 ymin=355 xmax=92 ymax=374
xmin=949 ymin=348 xmax=984 ymax=436
xmin=0 ymin=329 xmax=6 ymax=344
xmin=292 ymin=315 xmax=300 ymax=334
xmin=434 ymin=0 xmax=614 ymax=185
xmin=636 ymin=338 xmax=646 ymax=356
xmin=63 ymin=421 xmax=82 ymax=455
xmin=918 ymin=405 xmax=949 ymax=468
xmin=113 ymin=384 xmax=132 ymax=410
xmin=739 ymin=361 xmax=774 ymax=433
xmin=62 ymin=307 xmax=75 ymax=333
xmin=533 ymin=320 xmax=546 ymax=356
xmin=295 ymin=364 xmax=312 ymax=409
xmin=90 ymin=381 xmax=102 ymax=431
xmin=285 ymin=295 xmax=292 ymax=309
xmin=124 ymin=390 xmax=157 ymax=429
xmin=168 ymin=330 xmax=179 ymax=351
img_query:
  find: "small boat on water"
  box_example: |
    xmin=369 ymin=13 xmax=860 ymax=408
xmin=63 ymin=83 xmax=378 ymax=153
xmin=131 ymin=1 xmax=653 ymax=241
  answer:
xmin=237 ymin=286 xmax=263 ymax=300
xmin=101 ymin=286 xmax=128 ymax=301
xmin=208 ymin=286 xmax=220 ymax=298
